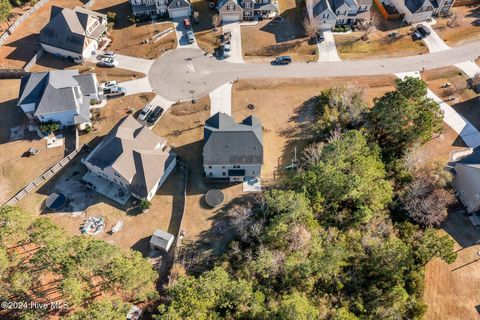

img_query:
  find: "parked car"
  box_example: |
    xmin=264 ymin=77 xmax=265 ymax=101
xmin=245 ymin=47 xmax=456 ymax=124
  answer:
xmin=146 ymin=106 xmax=164 ymax=126
xmin=138 ymin=104 xmax=154 ymax=122
xmin=416 ymin=24 xmax=431 ymax=37
xmin=183 ymin=18 xmax=191 ymax=29
xmin=274 ymin=56 xmax=292 ymax=65
xmin=317 ymin=33 xmax=325 ymax=42
xmin=186 ymin=30 xmax=195 ymax=44
xmin=102 ymin=51 xmax=116 ymax=58
xmin=103 ymin=86 xmax=126 ymax=98
xmin=100 ymin=57 xmax=119 ymax=67
xmin=223 ymin=41 xmax=231 ymax=58
xmin=104 ymin=80 xmax=117 ymax=88
xmin=411 ymin=30 xmax=424 ymax=41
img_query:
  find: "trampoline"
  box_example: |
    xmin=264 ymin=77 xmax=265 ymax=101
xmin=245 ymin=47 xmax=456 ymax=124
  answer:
xmin=205 ymin=189 xmax=225 ymax=208
xmin=45 ymin=193 xmax=67 ymax=210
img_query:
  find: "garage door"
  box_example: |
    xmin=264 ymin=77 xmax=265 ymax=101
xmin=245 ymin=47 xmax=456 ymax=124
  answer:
xmin=169 ymin=7 xmax=190 ymax=18
xmin=222 ymin=14 xmax=241 ymax=22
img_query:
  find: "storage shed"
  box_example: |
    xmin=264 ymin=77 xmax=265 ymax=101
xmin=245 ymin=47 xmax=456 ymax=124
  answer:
xmin=150 ymin=229 xmax=175 ymax=252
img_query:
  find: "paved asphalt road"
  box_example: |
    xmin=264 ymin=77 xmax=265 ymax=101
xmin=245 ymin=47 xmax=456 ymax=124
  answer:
xmin=148 ymin=41 xmax=480 ymax=101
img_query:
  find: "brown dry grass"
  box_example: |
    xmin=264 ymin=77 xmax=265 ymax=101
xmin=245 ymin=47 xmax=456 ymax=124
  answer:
xmin=191 ymin=0 xmax=222 ymax=53
xmin=423 ymin=66 xmax=476 ymax=102
xmin=241 ymin=0 xmax=318 ymax=62
xmin=0 ymin=0 xmax=84 ymax=69
xmin=433 ymin=5 xmax=480 ymax=46
xmin=335 ymin=22 xmax=428 ymax=60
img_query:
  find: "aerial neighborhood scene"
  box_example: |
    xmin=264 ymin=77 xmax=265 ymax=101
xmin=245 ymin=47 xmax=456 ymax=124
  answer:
xmin=0 ymin=0 xmax=479 ymax=316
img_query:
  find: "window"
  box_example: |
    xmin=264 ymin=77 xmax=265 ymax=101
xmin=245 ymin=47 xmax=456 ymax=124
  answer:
xmin=208 ymin=166 xmax=212 ymax=169
xmin=222 ymin=172 xmax=226 ymax=176
xmin=209 ymin=172 xmax=212 ymax=176
xmin=222 ymin=166 xmax=225 ymax=169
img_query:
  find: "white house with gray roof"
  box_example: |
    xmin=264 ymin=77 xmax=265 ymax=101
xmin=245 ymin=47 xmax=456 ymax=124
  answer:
xmin=389 ymin=0 xmax=453 ymax=23
xmin=39 ymin=6 xmax=107 ymax=62
xmin=17 ymin=70 xmax=100 ymax=128
xmin=130 ymin=0 xmax=191 ymax=18
xmin=203 ymin=112 xmax=263 ymax=182
xmin=83 ymin=115 xmax=177 ymax=201
xmin=306 ymin=0 xmax=371 ymax=30
xmin=217 ymin=0 xmax=278 ymax=22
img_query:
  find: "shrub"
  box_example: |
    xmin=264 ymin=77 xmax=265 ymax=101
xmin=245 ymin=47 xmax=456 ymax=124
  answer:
xmin=107 ymin=11 xmax=117 ymax=24
xmin=39 ymin=120 xmax=61 ymax=134
xmin=139 ymin=199 xmax=151 ymax=211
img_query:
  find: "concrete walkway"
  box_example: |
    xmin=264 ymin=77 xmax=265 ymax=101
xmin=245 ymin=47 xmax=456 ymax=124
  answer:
xmin=317 ymin=31 xmax=341 ymax=62
xmin=209 ymin=82 xmax=233 ymax=116
xmin=395 ymin=71 xmax=480 ymax=149
xmin=222 ymin=23 xmax=244 ymax=64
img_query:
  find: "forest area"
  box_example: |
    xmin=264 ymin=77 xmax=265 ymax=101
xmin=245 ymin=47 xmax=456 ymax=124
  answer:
xmin=155 ymin=77 xmax=458 ymax=319
xmin=0 ymin=0 xmax=39 ymax=26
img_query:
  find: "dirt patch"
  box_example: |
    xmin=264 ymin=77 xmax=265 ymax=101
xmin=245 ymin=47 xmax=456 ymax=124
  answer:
xmin=433 ymin=5 xmax=480 ymax=46
xmin=0 ymin=0 xmax=84 ymax=69
xmin=241 ymin=0 xmax=318 ymax=62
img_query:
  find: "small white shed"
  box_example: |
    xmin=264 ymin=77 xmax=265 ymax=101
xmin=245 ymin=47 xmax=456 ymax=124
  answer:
xmin=150 ymin=229 xmax=175 ymax=252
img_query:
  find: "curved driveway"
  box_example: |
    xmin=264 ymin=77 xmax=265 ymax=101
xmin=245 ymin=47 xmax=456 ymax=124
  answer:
xmin=148 ymin=41 xmax=480 ymax=101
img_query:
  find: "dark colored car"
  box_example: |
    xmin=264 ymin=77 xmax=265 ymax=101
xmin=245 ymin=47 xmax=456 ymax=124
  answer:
xmin=411 ymin=30 xmax=424 ymax=41
xmin=274 ymin=56 xmax=292 ymax=65
xmin=416 ymin=24 xmax=431 ymax=37
xmin=147 ymin=106 xmax=164 ymax=126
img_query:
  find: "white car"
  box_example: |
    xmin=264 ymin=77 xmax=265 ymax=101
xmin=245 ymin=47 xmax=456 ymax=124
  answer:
xmin=104 ymin=80 xmax=117 ymax=88
xmin=102 ymin=51 xmax=116 ymax=58
xmin=137 ymin=104 xmax=154 ymax=122
xmin=100 ymin=58 xmax=119 ymax=67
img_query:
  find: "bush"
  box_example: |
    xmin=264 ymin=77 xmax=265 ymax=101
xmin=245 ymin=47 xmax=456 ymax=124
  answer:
xmin=39 ymin=120 xmax=61 ymax=134
xmin=139 ymin=199 xmax=151 ymax=211
xmin=107 ymin=11 xmax=117 ymax=23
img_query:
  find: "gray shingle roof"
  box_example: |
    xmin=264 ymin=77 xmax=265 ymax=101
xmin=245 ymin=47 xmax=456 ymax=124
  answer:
xmin=18 ymin=70 xmax=97 ymax=117
xmin=168 ymin=0 xmax=191 ymax=9
xmin=405 ymin=0 xmax=430 ymax=13
xmin=203 ymin=112 xmax=263 ymax=166
xmin=312 ymin=0 xmax=332 ymax=17
xmin=39 ymin=6 xmax=106 ymax=54
xmin=85 ymin=116 xmax=176 ymax=198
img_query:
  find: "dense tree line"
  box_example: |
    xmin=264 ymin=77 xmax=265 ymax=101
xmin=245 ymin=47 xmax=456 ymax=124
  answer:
xmin=0 ymin=206 xmax=158 ymax=319
xmin=156 ymin=77 xmax=456 ymax=319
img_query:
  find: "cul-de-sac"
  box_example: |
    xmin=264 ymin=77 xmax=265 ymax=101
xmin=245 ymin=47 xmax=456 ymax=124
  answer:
xmin=0 ymin=0 xmax=479 ymax=317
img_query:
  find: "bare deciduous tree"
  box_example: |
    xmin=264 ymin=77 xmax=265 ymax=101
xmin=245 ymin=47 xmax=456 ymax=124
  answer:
xmin=212 ymin=14 xmax=221 ymax=32
xmin=287 ymin=225 xmax=312 ymax=252
xmin=302 ymin=17 xmax=319 ymax=39
xmin=402 ymin=165 xmax=455 ymax=227
xmin=360 ymin=10 xmax=378 ymax=41
xmin=302 ymin=142 xmax=325 ymax=168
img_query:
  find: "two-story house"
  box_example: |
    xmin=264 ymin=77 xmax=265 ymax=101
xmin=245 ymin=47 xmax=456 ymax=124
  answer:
xmin=17 ymin=70 xmax=100 ymax=129
xmin=203 ymin=112 xmax=263 ymax=182
xmin=39 ymin=6 xmax=107 ymax=62
xmin=389 ymin=0 xmax=453 ymax=23
xmin=217 ymin=0 xmax=279 ymax=22
xmin=130 ymin=0 xmax=191 ymax=18
xmin=306 ymin=0 xmax=371 ymax=30
xmin=83 ymin=115 xmax=177 ymax=201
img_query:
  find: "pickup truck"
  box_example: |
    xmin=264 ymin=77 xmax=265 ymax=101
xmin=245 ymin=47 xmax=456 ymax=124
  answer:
xmin=103 ymin=86 xmax=127 ymax=98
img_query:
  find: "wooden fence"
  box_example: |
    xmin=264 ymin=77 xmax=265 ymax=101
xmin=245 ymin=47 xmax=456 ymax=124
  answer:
xmin=373 ymin=0 xmax=402 ymax=20
xmin=453 ymin=0 xmax=480 ymax=6
xmin=2 ymin=145 xmax=85 ymax=207
xmin=0 ymin=0 xmax=50 ymax=47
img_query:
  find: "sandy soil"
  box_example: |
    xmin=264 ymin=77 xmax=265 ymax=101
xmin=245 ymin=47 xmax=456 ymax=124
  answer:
xmin=433 ymin=5 xmax=480 ymax=46
xmin=0 ymin=0 xmax=84 ymax=69
xmin=0 ymin=79 xmax=64 ymax=204
xmin=241 ymin=0 xmax=318 ymax=62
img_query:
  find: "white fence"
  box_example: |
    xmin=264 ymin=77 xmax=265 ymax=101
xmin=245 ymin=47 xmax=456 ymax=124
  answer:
xmin=0 ymin=0 xmax=50 ymax=47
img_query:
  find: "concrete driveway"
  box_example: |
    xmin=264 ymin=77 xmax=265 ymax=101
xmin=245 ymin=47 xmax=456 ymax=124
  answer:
xmin=118 ymin=77 xmax=153 ymax=96
xmin=110 ymin=54 xmax=154 ymax=74
xmin=173 ymin=19 xmax=199 ymax=49
xmin=209 ymin=82 xmax=233 ymax=115
xmin=222 ymin=22 xmax=244 ymax=64
xmin=455 ymin=60 xmax=480 ymax=78
xmin=418 ymin=23 xmax=449 ymax=53
xmin=317 ymin=31 xmax=341 ymax=62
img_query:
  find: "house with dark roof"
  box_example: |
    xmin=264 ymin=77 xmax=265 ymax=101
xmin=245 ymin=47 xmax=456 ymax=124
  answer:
xmin=130 ymin=0 xmax=191 ymax=18
xmin=39 ymin=6 xmax=107 ymax=62
xmin=452 ymin=150 xmax=480 ymax=214
xmin=83 ymin=116 xmax=177 ymax=200
xmin=203 ymin=112 xmax=263 ymax=182
xmin=389 ymin=0 xmax=453 ymax=23
xmin=17 ymin=70 xmax=100 ymax=128
xmin=306 ymin=0 xmax=371 ymax=30
xmin=217 ymin=0 xmax=279 ymax=22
